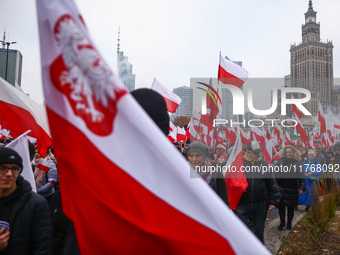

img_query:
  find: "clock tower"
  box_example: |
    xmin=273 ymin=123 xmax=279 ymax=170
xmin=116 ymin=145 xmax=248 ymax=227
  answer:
xmin=290 ymin=0 xmax=333 ymax=116
xmin=302 ymin=0 xmax=320 ymax=43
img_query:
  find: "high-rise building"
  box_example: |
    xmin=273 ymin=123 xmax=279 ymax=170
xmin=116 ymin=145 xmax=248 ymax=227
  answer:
xmin=116 ymin=28 xmax=135 ymax=92
xmin=0 ymin=48 xmax=23 ymax=87
xmin=173 ymin=86 xmax=193 ymax=118
xmin=290 ymin=0 xmax=333 ymax=116
xmin=117 ymin=51 xmax=135 ymax=92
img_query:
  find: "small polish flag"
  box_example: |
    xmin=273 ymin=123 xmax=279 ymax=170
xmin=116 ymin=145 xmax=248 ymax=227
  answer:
xmin=151 ymin=79 xmax=182 ymax=113
xmin=218 ymin=52 xmax=248 ymax=88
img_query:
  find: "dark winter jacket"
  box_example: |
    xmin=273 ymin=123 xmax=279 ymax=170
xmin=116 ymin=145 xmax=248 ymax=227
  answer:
xmin=0 ymin=176 xmax=53 ymax=255
xmin=239 ymin=157 xmax=280 ymax=206
xmin=275 ymin=157 xmax=305 ymax=207
xmin=50 ymin=190 xmax=80 ymax=255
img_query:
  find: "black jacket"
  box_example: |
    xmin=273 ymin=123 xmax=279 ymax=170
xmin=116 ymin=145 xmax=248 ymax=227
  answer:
xmin=275 ymin=157 xmax=305 ymax=207
xmin=209 ymin=172 xmax=229 ymax=207
xmin=239 ymin=158 xmax=280 ymax=206
xmin=0 ymin=176 xmax=53 ymax=255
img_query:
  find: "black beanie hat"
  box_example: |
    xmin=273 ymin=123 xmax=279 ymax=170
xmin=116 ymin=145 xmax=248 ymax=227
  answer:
xmin=131 ymin=89 xmax=170 ymax=135
xmin=0 ymin=147 xmax=23 ymax=170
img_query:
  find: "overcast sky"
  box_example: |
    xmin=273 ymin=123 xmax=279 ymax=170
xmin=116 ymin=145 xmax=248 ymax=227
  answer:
xmin=1 ymin=0 xmax=340 ymax=104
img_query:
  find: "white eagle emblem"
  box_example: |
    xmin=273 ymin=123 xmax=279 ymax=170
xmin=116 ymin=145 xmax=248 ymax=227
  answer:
xmin=54 ymin=16 xmax=124 ymax=123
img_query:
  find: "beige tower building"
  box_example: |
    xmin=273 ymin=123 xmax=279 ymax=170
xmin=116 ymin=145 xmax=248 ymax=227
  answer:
xmin=290 ymin=0 xmax=334 ymax=116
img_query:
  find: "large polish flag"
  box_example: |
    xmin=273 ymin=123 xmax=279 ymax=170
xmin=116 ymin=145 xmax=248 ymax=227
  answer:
xmin=36 ymin=0 xmax=269 ymax=254
xmin=151 ymin=78 xmax=182 ymax=113
xmin=0 ymin=77 xmax=52 ymax=156
xmin=218 ymin=52 xmax=248 ymax=88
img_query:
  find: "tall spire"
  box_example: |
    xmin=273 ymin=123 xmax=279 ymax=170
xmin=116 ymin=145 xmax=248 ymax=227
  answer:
xmin=308 ymin=0 xmax=313 ymax=11
xmin=117 ymin=27 xmax=120 ymax=56
xmin=2 ymin=29 xmax=6 ymax=49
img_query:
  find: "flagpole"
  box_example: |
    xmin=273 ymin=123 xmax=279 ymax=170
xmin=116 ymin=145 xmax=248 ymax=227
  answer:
xmin=8 ymin=130 xmax=31 ymax=142
xmin=195 ymin=113 xmax=202 ymax=140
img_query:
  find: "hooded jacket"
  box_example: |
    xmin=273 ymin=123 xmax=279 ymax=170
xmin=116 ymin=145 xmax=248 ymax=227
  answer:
xmin=0 ymin=176 xmax=53 ymax=255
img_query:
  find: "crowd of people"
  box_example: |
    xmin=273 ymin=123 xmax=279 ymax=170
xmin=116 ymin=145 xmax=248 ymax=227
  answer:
xmin=1 ymin=88 xmax=340 ymax=253
xmin=181 ymin=137 xmax=340 ymax=243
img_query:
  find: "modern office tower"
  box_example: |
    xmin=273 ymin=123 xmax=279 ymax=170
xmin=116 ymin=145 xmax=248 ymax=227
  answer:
xmin=0 ymin=34 xmax=22 ymax=87
xmin=117 ymin=28 xmax=135 ymax=92
xmin=117 ymin=51 xmax=135 ymax=92
xmin=173 ymin=86 xmax=193 ymax=118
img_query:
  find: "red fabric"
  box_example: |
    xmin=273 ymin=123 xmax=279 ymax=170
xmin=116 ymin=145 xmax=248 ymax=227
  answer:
xmin=218 ymin=66 xmax=245 ymax=88
xmin=163 ymin=96 xmax=180 ymax=113
xmin=0 ymin=101 xmax=52 ymax=156
xmin=291 ymin=103 xmax=303 ymax=120
xmin=37 ymin=163 xmax=50 ymax=172
xmin=225 ymin=146 xmax=248 ymax=211
xmin=318 ymin=110 xmax=327 ymax=134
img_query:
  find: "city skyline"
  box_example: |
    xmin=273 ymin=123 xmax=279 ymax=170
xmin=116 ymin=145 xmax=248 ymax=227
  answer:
xmin=1 ymin=0 xmax=340 ymax=104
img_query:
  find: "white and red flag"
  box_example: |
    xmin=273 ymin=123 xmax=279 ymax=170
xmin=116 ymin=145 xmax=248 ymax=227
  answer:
xmin=151 ymin=78 xmax=182 ymax=113
xmin=292 ymin=113 xmax=309 ymax=142
xmin=224 ymin=128 xmax=248 ymax=211
xmin=6 ymin=130 xmax=37 ymax=192
xmin=36 ymin=0 xmax=269 ymax=254
xmin=177 ymin=126 xmax=186 ymax=143
xmin=167 ymin=130 xmax=176 ymax=143
xmin=266 ymin=123 xmax=272 ymax=140
xmin=0 ymin=77 xmax=52 ymax=156
xmin=218 ymin=52 xmax=248 ymax=88
xmin=318 ymin=101 xmax=327 ymax=134
xmin=263 ymin=137 xmax=273 ymax=165
xmin=291 ymin=95 xmax=303 ymax=120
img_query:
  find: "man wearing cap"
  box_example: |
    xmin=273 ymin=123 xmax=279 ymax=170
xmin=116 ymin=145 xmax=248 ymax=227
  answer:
xmin=187 ymin=141 xmax=229 ymax=206
xmin=0 ymin=147 xmax=53 ymax=254
xmin=235 ymin=141 xmax=280 ymax=243
xmin=214 ymin=144 xmax=228 ymax=166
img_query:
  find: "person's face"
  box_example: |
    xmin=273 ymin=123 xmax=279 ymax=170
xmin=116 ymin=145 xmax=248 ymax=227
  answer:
xmin=286 ymin=148 xmax=294 ymax=159
xmin=247 ymin=151 xmax=259 ymax=161
xmin=216 ymin=148 xmax=225 ymax=156
xmin=35 ymin=149 xmax=41 ymax=160
xmin=308 ymin=154 xmax=315 ymax=161
xmin=0 ymin=163 xmax=20 ymax=196
xmin=188 ymin=152 xmax=205 ymax=168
